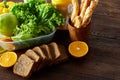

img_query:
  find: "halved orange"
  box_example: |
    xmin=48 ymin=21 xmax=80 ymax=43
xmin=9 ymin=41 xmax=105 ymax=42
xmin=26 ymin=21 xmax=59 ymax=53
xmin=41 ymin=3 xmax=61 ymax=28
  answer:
xmin=0 ymin=51 xmax=17 ymax=68
xmin=68 ymin=41 xmax=89 ymax=58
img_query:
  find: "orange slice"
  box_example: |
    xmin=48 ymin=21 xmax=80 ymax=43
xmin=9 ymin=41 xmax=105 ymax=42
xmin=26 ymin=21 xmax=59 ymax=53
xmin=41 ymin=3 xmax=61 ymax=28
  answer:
xmin=0 ymin=51 xmax=17 ymax=68
xmin=68 ymin=41 xmax=89 ymax=58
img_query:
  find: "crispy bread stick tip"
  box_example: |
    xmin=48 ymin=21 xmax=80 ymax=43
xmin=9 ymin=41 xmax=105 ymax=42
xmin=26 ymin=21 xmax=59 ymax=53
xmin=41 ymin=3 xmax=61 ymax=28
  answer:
xmin=81 ymin=6 xmax=92 ymax=27
xmin=90 ymin=0 xmax=97 ymax=10
xmin=80 ymin=0 xmax=91 ymax=20
xmin=71 ymin=0 xmax=80 ymax=22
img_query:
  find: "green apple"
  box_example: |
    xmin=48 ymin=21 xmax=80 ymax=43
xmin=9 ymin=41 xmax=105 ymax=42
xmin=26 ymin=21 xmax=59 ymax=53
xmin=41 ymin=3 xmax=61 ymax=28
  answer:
xmin=0 ymin=13 xmax=18 ymax=36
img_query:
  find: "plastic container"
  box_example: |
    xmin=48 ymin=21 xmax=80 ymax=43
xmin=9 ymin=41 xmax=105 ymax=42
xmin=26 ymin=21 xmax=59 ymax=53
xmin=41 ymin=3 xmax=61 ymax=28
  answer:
xmin=0 ymin=31 xmax=56 ymax=50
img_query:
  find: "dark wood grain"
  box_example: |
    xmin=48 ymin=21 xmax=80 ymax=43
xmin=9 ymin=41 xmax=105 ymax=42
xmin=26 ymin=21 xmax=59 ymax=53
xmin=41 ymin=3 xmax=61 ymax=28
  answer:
xmin=0 ymin=0 xmax=120 ymax=80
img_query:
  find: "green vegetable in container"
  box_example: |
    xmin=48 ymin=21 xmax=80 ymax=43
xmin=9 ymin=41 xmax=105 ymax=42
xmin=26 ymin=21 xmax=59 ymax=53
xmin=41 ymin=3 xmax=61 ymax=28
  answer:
xmin=0 ymin=13 xmax=18 ymax=37
xmin=10 ymin=1 xmax=65 ymax=41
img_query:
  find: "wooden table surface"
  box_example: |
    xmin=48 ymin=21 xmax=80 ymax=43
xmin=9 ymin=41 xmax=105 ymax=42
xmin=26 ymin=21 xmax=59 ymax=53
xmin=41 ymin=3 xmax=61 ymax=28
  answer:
xmin=0 ymin=0 xmax=120 ymax=80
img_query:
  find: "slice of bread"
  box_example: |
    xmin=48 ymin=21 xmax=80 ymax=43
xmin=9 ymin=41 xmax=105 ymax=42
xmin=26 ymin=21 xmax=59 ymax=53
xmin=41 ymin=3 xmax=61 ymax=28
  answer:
xmin=33 ymin=46 xmax=46 ymax=60
xmin=25 ymin=49 xmax=41 ymax=72
xmin=13 ymin=54 xmax=34 ymax=77
xmin=32 ymin=47 xmax=46 ymax=71
xmin=48 ymin=42 xmax=61 ymax=65
xmin=54 ymin=45 xmax=69 ymax=64
xmin=40 ymin=44 xmax=52 ymax=63
xmin=25 ymin=49 xmax=40 ymax=62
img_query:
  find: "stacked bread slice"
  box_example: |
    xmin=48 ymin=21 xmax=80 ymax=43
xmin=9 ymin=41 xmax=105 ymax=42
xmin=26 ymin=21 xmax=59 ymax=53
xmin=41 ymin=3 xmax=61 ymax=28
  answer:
xmin=13 ymin=42 xmax=68 ymax=77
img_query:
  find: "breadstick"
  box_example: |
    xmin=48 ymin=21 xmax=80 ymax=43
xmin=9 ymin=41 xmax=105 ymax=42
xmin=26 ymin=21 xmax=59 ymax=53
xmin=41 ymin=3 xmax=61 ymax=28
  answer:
xmin=80 ymin=0 xmax=91 ymax=20
xmin=71 ymin=0 xmax=80 ymax=22
xmin=81 ymin=0 xmax=96 ymax=27
xmin=81 ymin=7 xmax=92 ymax=27
xmin=73 ymin=16 xmax=82 ymax=28
xmin=90 ymin=0 xmax=96 ymax=10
